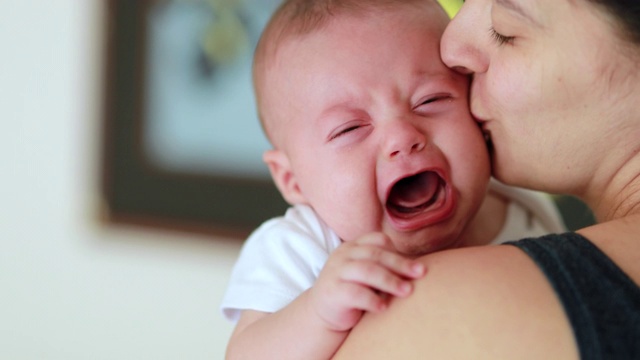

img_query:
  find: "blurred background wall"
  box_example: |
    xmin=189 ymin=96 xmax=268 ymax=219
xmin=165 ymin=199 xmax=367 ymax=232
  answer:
xmin=0 ymin=1 xmax=240 ymax=358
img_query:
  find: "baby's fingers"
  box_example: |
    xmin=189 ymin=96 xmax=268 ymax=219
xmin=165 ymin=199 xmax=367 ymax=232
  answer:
xmin=342 ymin=260 xmax=416 ymax=298
xmin=339 ymin=282 xmax=390 ymax=313
xmin=349 ymin=243 xmax=426 ymax=280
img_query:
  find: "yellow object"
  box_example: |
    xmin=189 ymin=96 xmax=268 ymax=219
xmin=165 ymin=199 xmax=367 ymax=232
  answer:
xmin=201 ymin=0 xmax=250 ymax=66
xmin=437 ymin=0 xmax=463 ymax=18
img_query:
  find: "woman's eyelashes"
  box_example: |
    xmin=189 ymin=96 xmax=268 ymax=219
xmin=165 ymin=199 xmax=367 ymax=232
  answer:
xmin=489 ymin=27 xmax=515 ymax=46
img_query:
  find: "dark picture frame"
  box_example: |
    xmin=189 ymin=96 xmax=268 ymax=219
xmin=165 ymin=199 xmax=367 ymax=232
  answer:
xmin=101 ymin=0 xmax=288 ymax=238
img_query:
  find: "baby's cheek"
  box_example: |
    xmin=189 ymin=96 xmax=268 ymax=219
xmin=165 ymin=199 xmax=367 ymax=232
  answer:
xmin=336 ymin=209 xmax=384 ymax=243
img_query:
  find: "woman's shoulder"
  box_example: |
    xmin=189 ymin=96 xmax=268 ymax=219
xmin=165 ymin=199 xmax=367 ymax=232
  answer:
xmin=578 ymin=216 xmax=640 ymax=283
xmin=333 ymin=244 xmax=579 ymax=359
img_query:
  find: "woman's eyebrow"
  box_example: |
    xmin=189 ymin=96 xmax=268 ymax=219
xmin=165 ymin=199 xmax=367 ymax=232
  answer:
xmin=495 ymin=0 xmax=540 ymax=26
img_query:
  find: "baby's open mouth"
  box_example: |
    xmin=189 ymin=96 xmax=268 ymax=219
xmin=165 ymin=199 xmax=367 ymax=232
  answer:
xmin=386 ymin=171 xmax=444 ymax=219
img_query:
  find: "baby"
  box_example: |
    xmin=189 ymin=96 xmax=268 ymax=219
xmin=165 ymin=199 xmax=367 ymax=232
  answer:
xmin=221 ymin=0 xmax=565 ymax=359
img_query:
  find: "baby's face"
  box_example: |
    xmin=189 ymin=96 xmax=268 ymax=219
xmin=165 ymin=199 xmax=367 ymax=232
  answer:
xmin=263 ymin=5 xmax=490 ymax=255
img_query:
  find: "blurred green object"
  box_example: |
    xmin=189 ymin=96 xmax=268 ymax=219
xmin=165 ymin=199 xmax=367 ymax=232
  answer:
xmin=553 ymin=195 xmax=596 ymax=231
xmin=438 ymin=0 xmax=463 ymax=18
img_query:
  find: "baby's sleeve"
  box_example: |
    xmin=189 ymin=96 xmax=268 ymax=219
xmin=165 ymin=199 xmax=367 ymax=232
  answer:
xmin=219 ymin=209 xmax=335 ymax=322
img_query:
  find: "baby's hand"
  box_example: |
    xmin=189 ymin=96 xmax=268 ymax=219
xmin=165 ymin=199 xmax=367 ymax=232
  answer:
xmin=309 ymin=233 xmax=426 ymax=332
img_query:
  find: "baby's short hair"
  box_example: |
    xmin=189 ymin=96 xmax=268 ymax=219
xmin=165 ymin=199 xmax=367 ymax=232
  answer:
xmin=253 ymin=0 xmax=442 ymax=145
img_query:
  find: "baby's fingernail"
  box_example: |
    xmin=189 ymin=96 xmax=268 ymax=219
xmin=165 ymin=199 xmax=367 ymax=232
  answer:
xmin=378 ymin=301 xmax=388 ymax=311
xmin=400 ymin=282 xmax=412 ymax=295
xmin=412 ymin=263 xmax=425 ymax=276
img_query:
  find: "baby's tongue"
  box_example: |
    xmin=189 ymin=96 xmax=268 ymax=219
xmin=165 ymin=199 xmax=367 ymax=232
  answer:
xmin=388 ymin=172 xmax=439 ymax=210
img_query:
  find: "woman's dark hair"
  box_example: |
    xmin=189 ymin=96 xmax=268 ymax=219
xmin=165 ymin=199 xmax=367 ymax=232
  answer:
xmin=590 ymin=0 xmax=640 ymax=45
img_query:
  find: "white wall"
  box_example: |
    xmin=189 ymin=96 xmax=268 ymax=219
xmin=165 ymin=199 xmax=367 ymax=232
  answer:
xmin=0 ymin=1 xmax=241 ymax=358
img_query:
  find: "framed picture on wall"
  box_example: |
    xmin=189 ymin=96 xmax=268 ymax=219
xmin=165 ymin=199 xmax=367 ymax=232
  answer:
xmin=101 ymin=0 xmax=287 ymax=238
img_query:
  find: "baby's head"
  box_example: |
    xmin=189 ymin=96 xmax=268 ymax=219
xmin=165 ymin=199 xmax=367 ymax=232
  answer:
xmin=254 ymin=0 xmax=491 ymax=256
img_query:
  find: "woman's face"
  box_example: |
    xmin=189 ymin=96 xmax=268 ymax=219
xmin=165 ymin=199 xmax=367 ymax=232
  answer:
xmin=440 ymin=0 xmax=640 ymax=197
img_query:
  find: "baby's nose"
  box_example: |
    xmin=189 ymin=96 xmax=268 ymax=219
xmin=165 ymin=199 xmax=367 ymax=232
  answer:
xmin=384 ymin=122 xmax=427 ymax=159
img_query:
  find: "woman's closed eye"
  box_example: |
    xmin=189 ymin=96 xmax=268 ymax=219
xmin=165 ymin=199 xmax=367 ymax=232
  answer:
xmin=489 ymin=27 xmax=515 ymax=46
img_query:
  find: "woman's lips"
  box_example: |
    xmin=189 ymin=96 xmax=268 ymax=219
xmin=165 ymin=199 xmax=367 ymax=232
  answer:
xmin=479 ymin=124 xmax=493 ymax=153
xmin=474 ymin=114 xmax=493 ymax=151
xmin=385 ymin=171 xmax=455 ymax=231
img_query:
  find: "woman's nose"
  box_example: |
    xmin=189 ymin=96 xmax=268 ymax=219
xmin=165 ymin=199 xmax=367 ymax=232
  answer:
xmin=383 ymin=121 xmax=427 ymax=160
xmin=440 ymin=2 xmax=488 ymax=75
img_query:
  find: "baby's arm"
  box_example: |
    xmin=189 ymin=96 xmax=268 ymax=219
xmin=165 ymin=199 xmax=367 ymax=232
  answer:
xmin=225 ymin=233 xmax=426 ymax=360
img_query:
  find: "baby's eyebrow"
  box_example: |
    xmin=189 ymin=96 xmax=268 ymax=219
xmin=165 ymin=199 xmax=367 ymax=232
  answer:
xmin=317 ymin=99 xmax=364 ymax=118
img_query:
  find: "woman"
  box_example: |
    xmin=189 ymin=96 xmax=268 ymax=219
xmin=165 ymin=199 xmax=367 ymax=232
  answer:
xmin=333 ymin=0 xmax=640 ymax=358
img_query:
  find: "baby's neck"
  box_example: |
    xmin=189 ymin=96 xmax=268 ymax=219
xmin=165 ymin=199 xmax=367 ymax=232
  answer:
xmin=459 ymin=191 xmax=509 ymax=247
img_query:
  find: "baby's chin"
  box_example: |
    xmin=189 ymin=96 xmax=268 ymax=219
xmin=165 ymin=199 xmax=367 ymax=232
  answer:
xmin=387 ymin=227 xmax=466 ymax=257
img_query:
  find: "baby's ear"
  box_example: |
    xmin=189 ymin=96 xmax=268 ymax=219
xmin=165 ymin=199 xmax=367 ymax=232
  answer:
xmin=263 ymin=150 xmax=307 ymax=205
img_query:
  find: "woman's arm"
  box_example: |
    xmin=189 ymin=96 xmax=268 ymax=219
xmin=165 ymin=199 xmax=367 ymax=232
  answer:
xmin=333 ymin=245 xmax=579 ymax=359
